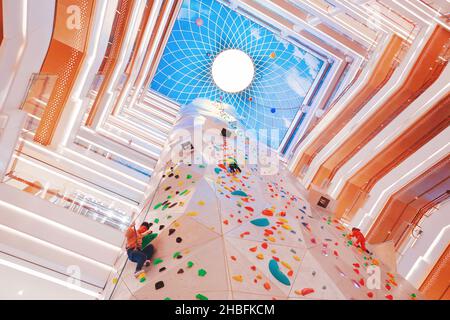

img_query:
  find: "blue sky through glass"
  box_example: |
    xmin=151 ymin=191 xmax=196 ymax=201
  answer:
xmin=150 ymin=0 xmax=325 ymax=148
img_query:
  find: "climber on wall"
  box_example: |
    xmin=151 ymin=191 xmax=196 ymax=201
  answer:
xmin=228 ymin=161 xmax=242 ymax=174
xmin=125 ymin=221 xmax=155 ymax=277
xmin=348 ymin=227 xmax=372 ymax=255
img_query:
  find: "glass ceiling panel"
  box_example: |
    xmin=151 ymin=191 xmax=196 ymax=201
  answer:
xmin=150 ymin=0 xmax=325 ymax=148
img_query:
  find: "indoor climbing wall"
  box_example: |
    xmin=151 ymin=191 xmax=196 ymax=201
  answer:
xmin=111 ymin=99 xmax=422 ymax=300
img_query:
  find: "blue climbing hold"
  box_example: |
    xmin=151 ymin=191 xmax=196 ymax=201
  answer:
xmin=268 ymin=259 xmax=291 ymax=286
xmin=231 ymin=190 xmax=248 ymax=197
xmin=270 ymin=108 xmax=276 ymax=113
xmin=250 ymin=218 xmax=270 ymax=227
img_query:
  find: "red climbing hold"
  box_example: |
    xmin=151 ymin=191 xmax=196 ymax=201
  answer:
xmin=301 ymin=288 xmax=315 ymax=296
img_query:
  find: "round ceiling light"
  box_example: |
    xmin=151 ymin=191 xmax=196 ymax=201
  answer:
xmin=212 ymin=49 xmax=255 ymax=93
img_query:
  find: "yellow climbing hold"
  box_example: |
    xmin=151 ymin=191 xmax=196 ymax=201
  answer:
xmin=278 ymin=218 xmax=288 ymax=223
xmin=197 ymin=201 xmax=205 ymax=206
xmin=232 ymin=275 xmax=243 ymax=282
xmin=281 ymin=261 xmax=292 ymax=270
xmin=187 ymin=211 xmax=198 ymax=217
xmin=267 ymin=236 xmax=276 ymax=242
xmin=293 ymin=255 xmax=301 ymax=261
xmin=282 ymin=224 xmax=292 ymax=230
xmin=112 ymin=278 xmax=118 ymax=284
xmin=256 ymin=253 xmax=264 ymax=260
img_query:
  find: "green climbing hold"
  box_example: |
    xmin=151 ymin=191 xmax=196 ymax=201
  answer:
xmin=164 ymin=297 xmax=171 ymax=300
xmin=154 ymin=218 xmax=160 ymax=223
xmin=142 ymin=233 xmax=158 ymax=249
xmin=179 ymin=189 xmax=188 ymax=196
xmin=187 ymin=261 xmax=194 ymax=268
xmin=173 ymin=251 xmax=181 ymax=259
xmin=154 ymin=203 xmax=162 ymax=210
xmin=153 ymin=258 xmax=163 ymax=265
xmin=195 ymin=293 xmax=208 ymax=300
xmin=198 ymin=269 xmax=207 ymax=277
xmin=186 ymin=174 xmax=192 ymax=179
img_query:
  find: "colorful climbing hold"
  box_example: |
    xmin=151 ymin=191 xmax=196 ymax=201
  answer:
xmin=195 ymin=293 xmax=208 ymax=300
xmin=250 ymin=218 xmax=270 ymax=227
xmin=300 ymin=288 xmax=315 ymax=296
xmin=231 ymin=190 xmax=248 ymax=197
xmin=232 ymin=275 xmax=243 ymax=282
xmin=155 ymin=281 xmax=164 ymax=289
xmin=268 ymin=259 xmax=290 ymax=286
xmin=262 ymin=209 xmax=274 ymax=216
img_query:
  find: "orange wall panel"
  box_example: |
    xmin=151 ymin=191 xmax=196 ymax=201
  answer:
xmin=85 ymin=0 xmax=133 ymax=127
xmin=34 ymin=0 xmax=95 ymax=145
xmin=336 ymin=92 xmax=450 ymax=220
xmin=293 ymin=36 xmax=404 ymax=177
xmin=420 ymin=245 xmax=450 ymax=300
xmin=311 ymin=26 xmax=449 ymax=190
xmin=366 ymin=158 xmax=449 ymax=244
xmin=0 ymin=0 xmax=3 ymax=46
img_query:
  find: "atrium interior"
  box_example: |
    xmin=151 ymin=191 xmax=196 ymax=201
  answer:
xmin=0 ymin=0 xmax=448 ymax=300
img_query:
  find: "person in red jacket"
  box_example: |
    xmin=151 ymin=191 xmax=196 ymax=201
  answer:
xmin=348 ymin=227 xmax=372 ymax=255
xmin=125 ymin=221 xmax=154 ymax=277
